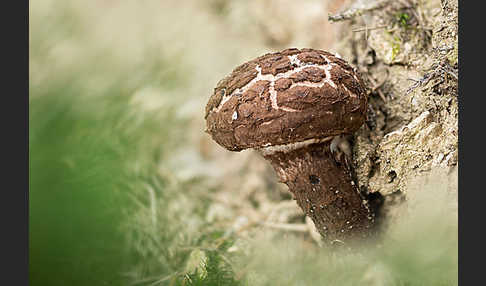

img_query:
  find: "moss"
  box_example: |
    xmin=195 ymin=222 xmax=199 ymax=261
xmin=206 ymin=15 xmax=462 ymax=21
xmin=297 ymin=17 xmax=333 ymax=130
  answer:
xmin=391 ymin=35 xmax=402 ymax=62
xmin=396 ymin=12 xmax=411 ymax=29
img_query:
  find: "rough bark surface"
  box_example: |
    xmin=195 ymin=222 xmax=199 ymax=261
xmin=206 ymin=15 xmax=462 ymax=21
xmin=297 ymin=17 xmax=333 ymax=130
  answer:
xmin=327 ymin=0 xmax=458 ymax=226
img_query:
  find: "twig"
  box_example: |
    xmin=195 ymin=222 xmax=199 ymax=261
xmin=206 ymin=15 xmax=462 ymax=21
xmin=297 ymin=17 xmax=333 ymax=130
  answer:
xmin=328 ymin=0 xmax=391 ymax=22
xmin=406 ymin=74 xmax=432 ymax=95
xmin=352 ymin=25 xmax=389 ymax=33
xmin=406 ymin=59 xmax=458 ymax=95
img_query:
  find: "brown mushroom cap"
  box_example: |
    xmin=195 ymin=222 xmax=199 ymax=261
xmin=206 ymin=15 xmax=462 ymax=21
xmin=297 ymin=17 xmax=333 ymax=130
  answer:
xmin=205 ymin=48 xmax=368 ymax=151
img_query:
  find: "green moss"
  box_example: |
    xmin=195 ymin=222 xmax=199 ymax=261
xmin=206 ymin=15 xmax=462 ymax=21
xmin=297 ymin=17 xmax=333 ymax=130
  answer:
xmin=397 ymin=12 xmax=411 ymax=29
xmin=391 ymin=36 xmax=402 ymax=62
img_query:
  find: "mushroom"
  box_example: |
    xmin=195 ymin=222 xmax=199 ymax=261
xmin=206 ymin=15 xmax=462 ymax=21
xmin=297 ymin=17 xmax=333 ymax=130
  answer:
xmin=204 ymin=48 xmax=374 ymax=243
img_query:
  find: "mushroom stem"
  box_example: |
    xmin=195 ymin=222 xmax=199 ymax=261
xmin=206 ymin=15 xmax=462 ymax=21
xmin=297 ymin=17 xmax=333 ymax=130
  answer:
xmin=261 ymin=141 xmax=374 ymax=242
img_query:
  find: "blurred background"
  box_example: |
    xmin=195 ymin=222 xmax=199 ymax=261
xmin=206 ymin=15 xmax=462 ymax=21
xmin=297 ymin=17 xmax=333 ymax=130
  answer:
xmin=29 ymin=0 xmax=457 ymax=285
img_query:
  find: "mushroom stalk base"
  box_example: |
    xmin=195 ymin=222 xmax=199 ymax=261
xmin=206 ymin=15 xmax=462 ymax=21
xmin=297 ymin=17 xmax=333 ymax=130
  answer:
xmin=263 ymin=142 xmax=374 ymax=243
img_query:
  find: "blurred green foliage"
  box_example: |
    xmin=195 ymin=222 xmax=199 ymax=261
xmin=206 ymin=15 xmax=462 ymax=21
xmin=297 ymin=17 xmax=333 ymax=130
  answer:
xmin=29 ymin=90 xmax=166 ymax=285
xmin=397 ymin=12 xmax=411 ymax=28
xmin=29 ymin=1 xmax=187 ymax=283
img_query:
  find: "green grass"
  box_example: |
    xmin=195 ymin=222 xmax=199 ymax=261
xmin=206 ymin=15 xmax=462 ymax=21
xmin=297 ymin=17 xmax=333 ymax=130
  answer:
xmin=29 ymin=87 xmax=237 ymax=285
xmin=29 ymin=89 xmax=169 ymax=285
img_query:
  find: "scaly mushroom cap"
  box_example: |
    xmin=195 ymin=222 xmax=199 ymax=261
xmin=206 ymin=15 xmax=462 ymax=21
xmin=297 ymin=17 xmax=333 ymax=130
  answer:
xmin=205 ymin=48 xmax=368 ymax=151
